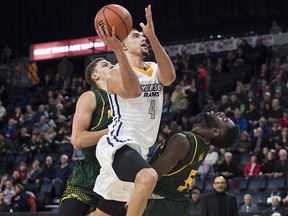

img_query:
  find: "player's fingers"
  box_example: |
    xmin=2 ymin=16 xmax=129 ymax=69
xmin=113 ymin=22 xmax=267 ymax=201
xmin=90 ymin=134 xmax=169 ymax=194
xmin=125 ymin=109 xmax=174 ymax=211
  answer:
xmin=139 ymin=22 xmax=145 ymax=29
xmin=111 ymin=26 xmax=116 ymax=37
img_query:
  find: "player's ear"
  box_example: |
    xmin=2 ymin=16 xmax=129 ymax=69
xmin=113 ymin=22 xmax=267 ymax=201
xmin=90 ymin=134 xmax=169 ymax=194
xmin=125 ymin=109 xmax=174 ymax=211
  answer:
xmin=91 ymin=72 xmax=99 ymax=81
xmin=212 ymin=128 xmax=220 ymax=137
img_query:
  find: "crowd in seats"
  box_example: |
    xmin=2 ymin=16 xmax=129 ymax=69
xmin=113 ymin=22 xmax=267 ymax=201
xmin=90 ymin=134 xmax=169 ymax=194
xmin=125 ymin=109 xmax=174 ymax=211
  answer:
xmin=0 ymin=34 xmax=288 ymax=214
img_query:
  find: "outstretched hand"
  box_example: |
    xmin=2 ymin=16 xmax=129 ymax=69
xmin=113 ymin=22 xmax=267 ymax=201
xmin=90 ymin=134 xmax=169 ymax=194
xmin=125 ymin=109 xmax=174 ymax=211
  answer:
xmin=139 ymin=5 xmax=155 ymax=40
xmin=96 ymin=25 xmax=123 ymax=52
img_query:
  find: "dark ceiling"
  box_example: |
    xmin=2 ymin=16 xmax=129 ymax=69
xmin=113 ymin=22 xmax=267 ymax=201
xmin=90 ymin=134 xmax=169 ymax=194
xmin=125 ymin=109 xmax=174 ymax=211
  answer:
xmin=1 ymin=0 xmax=288 ymax=57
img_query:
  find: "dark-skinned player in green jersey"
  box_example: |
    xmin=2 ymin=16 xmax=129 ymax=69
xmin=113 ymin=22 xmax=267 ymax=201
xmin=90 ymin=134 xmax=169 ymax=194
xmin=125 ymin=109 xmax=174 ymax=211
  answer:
xmin=143 ymin=111 xmax=239 ymax=216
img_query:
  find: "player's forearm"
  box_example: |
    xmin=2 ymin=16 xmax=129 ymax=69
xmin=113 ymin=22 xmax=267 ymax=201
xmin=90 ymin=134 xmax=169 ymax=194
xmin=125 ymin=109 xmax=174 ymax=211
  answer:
xmin=72 ymin=128 xmax=108 ymax=149
xmin=149 ymin=36 xmax=176 ymax=86
xmin=115 ymin=50 xmax=142 ymax=97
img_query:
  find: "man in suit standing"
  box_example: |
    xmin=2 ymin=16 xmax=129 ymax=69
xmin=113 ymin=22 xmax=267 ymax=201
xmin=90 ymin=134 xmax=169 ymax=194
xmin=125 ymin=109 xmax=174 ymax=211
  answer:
xmin=200 ymin=176 xmax=239 ymax=216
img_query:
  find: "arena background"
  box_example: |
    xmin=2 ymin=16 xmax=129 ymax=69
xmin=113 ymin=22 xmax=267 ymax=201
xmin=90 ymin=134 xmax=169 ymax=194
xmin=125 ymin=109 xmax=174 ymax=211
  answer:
xmin=1 ymin=0 xmax=288 ymax=56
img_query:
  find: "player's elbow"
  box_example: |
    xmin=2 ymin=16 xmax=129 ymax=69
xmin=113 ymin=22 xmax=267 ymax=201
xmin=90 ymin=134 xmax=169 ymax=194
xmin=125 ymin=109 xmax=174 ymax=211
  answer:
xmin=72 ymin=137 xmax=82 ymax=150
xmin=164 ymin=74 xmax=176 ymax=86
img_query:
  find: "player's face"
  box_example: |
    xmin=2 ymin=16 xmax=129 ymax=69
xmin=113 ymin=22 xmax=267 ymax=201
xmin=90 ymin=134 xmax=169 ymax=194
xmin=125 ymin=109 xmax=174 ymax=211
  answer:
xmin=206 ymin=111 xmax=235 ymax=129
xmin=124 ymin=30 xmax=148 ymax=57
xmin=94 ymin=60 xmax=113 ymax=81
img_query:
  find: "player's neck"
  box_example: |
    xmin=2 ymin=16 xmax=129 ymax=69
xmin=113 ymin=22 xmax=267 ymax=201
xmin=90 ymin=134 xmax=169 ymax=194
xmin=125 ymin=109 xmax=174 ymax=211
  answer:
xmin=127 ymin=54 xmax=144 ymax=69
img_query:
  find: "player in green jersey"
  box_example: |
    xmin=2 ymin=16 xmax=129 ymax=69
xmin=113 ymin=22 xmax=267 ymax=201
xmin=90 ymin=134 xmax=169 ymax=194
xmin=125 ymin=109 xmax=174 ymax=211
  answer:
xmin=144 ymin=111 xmax=240 ymax=216
xmin=59 ymin=57 xmax=113 ymax=216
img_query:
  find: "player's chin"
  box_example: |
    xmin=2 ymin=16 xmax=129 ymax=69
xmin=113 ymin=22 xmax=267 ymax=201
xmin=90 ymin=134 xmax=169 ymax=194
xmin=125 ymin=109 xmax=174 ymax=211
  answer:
xmin=142 ymin=49 xmax=149 ymax=58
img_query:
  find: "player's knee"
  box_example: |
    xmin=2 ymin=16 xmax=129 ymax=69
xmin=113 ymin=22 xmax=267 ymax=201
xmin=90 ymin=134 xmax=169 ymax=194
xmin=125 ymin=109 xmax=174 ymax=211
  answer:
xmin=135 ymin=168 xmax=158 ymax=191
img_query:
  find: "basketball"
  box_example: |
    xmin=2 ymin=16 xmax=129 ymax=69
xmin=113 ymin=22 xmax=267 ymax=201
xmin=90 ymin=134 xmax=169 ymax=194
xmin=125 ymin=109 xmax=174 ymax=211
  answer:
xmin=94 ymin=4 xmax=133 ymax=41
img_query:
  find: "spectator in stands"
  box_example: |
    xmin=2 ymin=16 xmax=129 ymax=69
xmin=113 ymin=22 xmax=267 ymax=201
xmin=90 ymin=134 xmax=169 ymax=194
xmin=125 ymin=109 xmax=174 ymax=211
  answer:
xmin=201 ymin=95 xmax=218 ymax=113
xmin=34 ymin=104 xmax=49 ymax=123
xmin=239 ymin=193 xmax=259 ymax=213
xmin=0 ymin=191 xmax=9 ymax=212
xmin=257 ymin=116 xmax=270 ymax=138
xmin=243 ymin=153 xmax=262 ymax=178
xmin=41 ymin=155 xmax=56 ymax=185
xmin=268 ymin=118 xmax=282 ymax=142
xmin=190 ymin=189 xmax=202 ymax=215
xmin=279 ymin=109 xmax=288 ymax=128
xmin=238 ymin=131 xmax=252 ymax=153
xmin=44 ymin=126 xmax=56 ymax=144
xmin=280 ymin=127 xmax=288 ymax=150
xmin=33 ymin=115 xmax=49 ymax=133
xmin=12 ymin=106 xmax=24 ymax=128
xmin=3 ymin=180 xmax=14 ymax=205
xmin=23 ymin=104 xmax=36 ymax=133
xmin=200 ymin=176 xmax=239 ymax=216
xmin=253 ymin=38 xmax=269 ymax=66
xmin=269 ymin=99 xmax=284 ymax=123
xmin=10 ymin=183 xmax=30 ymax=212
xmin=218 ymin=152 xmax=238 ymax=188
xmin=25 ymin=160 xmax=42 ymax=193
xmin=179 ymin=114 xmax=193 ymax=131
xmin=170 ymin=84 xmax=183 ymax=103
xmin=197 ymin=160 xmax=215 ymax=180
xmin=204 ymin=145 xmax=219 ymax=166
xmin=18 ymin=162 xmax=28 ymax=182
xmin=251 ymin=127 xmax=269 ymax=154
xmin=52 ymin=154 xmax=72 ymax=198
xmin=269 ymin=21 xmax=282 ymax=34
xmin=273 ymin=149 xmax=288 ymax=178
xmin=169 ymin=91 xmax=189 ymax=123
xmin=265 ymin=196 xmax=284 ymax=215
xmin=245 ymin=101 xmax=261 ymax=131
xmin=196 ymin=64 xmax=209 ymax=110
xmin=17 ymin=127 xmax=31 ymax=154
xmin=218 ymin=95 xmax=229 ymax=114
xmin=232 ymin=109 xmax=248 ymax=133
xmin=227 ymin=94 xmax=241 ymax=116
xmin=0 ymin=173 xmax=9 ymax=191
xmin=259 ymin=150 xmax=276 ymax=178
xmin=3 ymin=118 xmax=17 ymax=140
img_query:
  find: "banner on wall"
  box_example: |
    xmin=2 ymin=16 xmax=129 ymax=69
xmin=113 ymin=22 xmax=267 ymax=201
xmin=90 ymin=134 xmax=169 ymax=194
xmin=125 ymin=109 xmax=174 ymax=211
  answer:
xmin=165 ymin=34 xmax=275 ymax=56
xmin=30 ymin=36 xmax=112 ymax=61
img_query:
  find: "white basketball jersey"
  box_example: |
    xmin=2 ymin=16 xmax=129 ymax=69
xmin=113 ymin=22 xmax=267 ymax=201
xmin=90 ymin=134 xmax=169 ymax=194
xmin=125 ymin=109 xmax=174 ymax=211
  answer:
xmin=107 ymin=61 xmax=163 ymax=153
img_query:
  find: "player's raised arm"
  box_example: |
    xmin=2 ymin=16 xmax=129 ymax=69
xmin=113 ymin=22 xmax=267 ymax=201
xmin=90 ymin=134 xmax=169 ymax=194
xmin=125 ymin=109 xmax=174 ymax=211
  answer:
xmin=140 ymin=5 xmax=176 ymax=86
xmin=96 ymin=26 xmax=141 ymax=98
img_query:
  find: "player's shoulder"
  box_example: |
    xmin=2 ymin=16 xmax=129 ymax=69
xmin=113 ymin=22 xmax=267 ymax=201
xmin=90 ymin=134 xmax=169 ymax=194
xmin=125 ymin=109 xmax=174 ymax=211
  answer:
xmin=167 ymin=132 xmax=190 ymax=148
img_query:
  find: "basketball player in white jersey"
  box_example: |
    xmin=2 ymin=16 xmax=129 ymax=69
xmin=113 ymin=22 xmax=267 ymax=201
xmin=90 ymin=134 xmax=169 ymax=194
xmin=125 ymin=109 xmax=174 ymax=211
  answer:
xmin=93 ymin=5 xmax=176 ymax=216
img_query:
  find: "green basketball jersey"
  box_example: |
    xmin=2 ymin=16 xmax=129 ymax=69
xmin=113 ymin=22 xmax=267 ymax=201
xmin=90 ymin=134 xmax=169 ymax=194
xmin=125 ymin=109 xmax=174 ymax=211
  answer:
xmin=150 ymin=131 xmax=210 ymax=201
xmin=82 ymin=88 xmax=112 ymax=162
xmin=60 ymin=88 xmax=111 ymax=208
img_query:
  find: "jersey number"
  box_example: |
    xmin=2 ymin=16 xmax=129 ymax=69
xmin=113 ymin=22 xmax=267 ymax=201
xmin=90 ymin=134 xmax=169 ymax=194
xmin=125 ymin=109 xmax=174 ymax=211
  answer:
xmin=177 ymin=169 xmax=198 ymax=192
xmin=149 ymin=100 xmax=156 ymax=119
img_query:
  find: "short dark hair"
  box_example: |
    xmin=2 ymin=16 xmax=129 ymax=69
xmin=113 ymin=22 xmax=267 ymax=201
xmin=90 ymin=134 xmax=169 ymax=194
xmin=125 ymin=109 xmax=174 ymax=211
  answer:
xmin=85 ymin=57 xmax=105 ymax=88
xmin=211 ymin=125 xmax=240 ymax=148
xmin=193 ymin=112 xmax=240 ymax=148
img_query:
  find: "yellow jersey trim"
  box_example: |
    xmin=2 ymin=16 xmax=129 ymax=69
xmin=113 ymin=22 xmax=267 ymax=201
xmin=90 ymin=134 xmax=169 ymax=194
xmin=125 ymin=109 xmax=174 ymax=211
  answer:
xmin=91 ymin=90 xmax=105 ymax=130
xmin=132 ymin=63 xmax=153 ymax=76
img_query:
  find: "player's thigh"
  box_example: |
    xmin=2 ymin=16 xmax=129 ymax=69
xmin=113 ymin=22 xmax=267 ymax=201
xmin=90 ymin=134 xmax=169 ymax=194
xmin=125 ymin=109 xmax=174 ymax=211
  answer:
xmin=59 ymin=198 xmax=91 ymax=216
xmin=112 ymin=145 xmax=151 ymax=182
